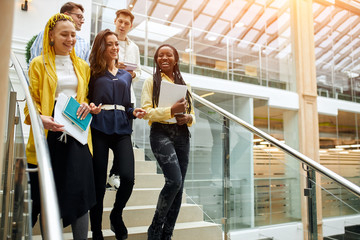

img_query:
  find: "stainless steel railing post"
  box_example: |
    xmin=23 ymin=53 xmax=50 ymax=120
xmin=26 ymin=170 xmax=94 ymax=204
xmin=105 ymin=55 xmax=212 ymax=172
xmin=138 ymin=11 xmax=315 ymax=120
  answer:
xmin=222 ymin=117 xmax=230 ymax=240
xmin=0 ymin=91 xmax=17 ymax=240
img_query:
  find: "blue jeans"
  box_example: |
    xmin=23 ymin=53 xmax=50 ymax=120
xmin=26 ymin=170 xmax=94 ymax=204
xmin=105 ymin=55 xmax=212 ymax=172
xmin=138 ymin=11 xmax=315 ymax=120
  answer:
xmin=149 ymin=123 xmax=190 ymax=237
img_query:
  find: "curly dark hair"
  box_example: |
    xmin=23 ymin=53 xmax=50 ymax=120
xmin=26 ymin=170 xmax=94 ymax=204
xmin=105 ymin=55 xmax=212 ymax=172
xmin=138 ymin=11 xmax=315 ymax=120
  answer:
xmin=152 ymin=44 xmax=192 ymax=114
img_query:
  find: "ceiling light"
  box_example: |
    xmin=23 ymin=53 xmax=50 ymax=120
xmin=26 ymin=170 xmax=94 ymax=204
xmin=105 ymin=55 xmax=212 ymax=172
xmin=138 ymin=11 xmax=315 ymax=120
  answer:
xmin=185 ymin=48 xmax=193 ymax=53
xmin=351 ymin=144 xmax=360 ymax=148
xmin=319 ymin=150 xmax=327 ymax=153
xmin=235 ymin=22 xmax=244 ymax=28
xmin=207 ymin=36 xmax=217 ymax=41
xmin=329 ymin=148 xmax=344 ymax=151
xmin=339 ymin=151 xmax=349 ymax=154
xmin=336 ymin=145 xmax=351 ymax=148
xmin=253 ymin=139 xmax=263 ymax=142
xmin=129 ymin=4 xmax=133 ymax=8
xmin=254 ymin=145 xmax=266 ymax=148
xmin=165 ymin=14 xmax=169 ymax=18
xmin=266 ymin=148 xmax=279 ymax=152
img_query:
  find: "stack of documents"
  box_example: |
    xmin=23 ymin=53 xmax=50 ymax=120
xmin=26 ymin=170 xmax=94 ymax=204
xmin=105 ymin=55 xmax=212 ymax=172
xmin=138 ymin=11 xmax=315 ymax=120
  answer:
xmin=124 ymin=62 xmax=137 ymax=71
xmin=158 ymin=81 xmax=188 ymax=123
xmin=54 ymin=93 xmax=92 ymax=145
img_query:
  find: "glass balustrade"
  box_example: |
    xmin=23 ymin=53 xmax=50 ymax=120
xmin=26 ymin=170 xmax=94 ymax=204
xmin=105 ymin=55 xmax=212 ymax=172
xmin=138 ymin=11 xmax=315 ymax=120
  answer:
xmin=0 ymin=70 xmax=30 ymax=239
xmin=91 ymin=2 xmax=294 ymax=93
xmin=132 ymin=79 xmax=360 ymax=239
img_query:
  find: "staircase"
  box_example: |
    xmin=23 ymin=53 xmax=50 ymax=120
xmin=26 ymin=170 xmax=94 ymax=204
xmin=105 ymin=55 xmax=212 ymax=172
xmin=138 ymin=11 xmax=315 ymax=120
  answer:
xmin=33 ymin=148 xmax=222 ymax=239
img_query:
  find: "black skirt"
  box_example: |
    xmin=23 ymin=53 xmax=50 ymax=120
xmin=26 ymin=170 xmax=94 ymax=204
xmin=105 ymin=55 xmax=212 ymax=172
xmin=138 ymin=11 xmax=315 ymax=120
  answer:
xmin=47 ymin=131 xmax=96 ymax=227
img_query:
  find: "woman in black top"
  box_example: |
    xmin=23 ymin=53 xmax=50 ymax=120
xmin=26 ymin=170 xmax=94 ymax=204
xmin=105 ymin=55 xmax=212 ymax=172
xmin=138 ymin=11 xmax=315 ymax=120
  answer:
xmin=88 ymin=29 xmax=146 ymax=240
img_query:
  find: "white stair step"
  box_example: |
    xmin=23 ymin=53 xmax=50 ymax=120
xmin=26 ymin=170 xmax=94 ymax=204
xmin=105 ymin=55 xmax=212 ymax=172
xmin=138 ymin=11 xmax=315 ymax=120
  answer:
xmin=104 ymin=188 xmax=161 ymax=207
xmin=33 ymin=203 xmax=205 ymax=234
xmin=103 ymin=188 xmax=186 ymax=208
xmin=32 ymin=221 xmax=222 ymax=240
xmin=134 ymin=174 xmax=164 ymax=188
xmin=101 ymin=203 xmax=204 ymax=229
xmin=135 ymin=161 xmax=157 ymax=173
xmin=107 ymin=161 xmax=157 ymax=175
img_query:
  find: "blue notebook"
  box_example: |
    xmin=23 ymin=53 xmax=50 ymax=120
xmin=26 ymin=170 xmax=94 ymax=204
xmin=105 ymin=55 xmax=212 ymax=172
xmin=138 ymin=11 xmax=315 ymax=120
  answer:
xmin=62 ymin=97 xmax=92 ymax=131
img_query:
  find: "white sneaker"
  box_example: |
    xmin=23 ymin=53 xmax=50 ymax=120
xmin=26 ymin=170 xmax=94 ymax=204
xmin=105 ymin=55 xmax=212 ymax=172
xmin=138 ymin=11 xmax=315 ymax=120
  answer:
xmin=107 ymin=174 xmax=120 ymax=189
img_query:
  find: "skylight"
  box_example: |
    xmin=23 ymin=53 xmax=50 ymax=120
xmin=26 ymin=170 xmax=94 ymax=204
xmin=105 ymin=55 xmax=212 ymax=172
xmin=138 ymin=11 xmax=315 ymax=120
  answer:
xmin=129 ymin=21 xmax=183 ymax=42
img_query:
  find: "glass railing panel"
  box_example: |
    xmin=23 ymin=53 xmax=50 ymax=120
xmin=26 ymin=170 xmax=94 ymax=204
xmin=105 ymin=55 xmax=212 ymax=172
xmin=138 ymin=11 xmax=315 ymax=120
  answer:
xmin=133 ymin=95 xmax=304 ymax=231
xmin=0 ymin=75 xmax=30 ymax=239
xmin=91 ymin=3 xmax=296 ymax=93
xmin=10 ymin=86 xmax=30 ymax=239
xmin=317 ymin=173 xmax=360 ymax=239
xmin=229 ymin=38 xmax=262 ymax=86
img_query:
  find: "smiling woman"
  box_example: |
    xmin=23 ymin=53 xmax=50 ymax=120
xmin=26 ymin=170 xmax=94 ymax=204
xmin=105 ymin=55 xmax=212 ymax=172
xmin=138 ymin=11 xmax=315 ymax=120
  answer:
xmin=141 ymin=44 xmax=196 ymax=240
xmin=24 ymin=13 xmax=101 ymax=240
xmin=49 ymin=20 xmax=77 ymax=55
xmin=88 ymin=29 xmax=146 ymax=240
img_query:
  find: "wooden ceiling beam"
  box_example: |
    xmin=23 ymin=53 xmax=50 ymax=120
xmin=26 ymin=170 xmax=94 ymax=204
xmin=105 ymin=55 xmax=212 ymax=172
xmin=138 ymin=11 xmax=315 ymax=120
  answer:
xmin=165 ymin=0 xmax=186 ymax=26
xmin=215 ymin=0 xmax=255 ymax=45
xmin=315 ymin=13 xmax=351 ymax=60
xmin=195 ymin=0 xmax=232 ymax=41
xmin=180 ymin=0 xmax=209 ymax=38
xmin=252 ymin=1 xmax=288 ymax=45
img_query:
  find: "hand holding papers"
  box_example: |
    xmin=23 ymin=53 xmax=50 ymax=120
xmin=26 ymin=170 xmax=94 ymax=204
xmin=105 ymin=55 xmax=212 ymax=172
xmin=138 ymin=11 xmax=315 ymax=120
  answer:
xmin=54 ymin=93 xmax=92 ymax=145
xmin=158 ymin=81 xmax=188 ymax=123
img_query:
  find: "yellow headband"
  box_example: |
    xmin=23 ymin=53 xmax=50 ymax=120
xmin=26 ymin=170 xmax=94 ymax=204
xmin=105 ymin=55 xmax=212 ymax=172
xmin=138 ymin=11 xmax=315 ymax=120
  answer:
xmin=47 ymin=13 xmax=74 ymax=31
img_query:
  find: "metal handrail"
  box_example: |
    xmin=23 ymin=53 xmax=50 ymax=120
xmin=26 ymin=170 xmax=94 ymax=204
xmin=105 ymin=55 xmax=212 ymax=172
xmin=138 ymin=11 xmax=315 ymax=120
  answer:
xmin=192 ymin=92 xmax=360 ymax=198
xmin=10 ymin=52 xmax=63 ymax=240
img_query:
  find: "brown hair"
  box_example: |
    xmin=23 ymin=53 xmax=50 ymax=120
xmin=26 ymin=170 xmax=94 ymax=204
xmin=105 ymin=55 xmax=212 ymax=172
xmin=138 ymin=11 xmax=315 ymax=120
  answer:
xmin=115 ymin=9 xmax=134 ymax=23
xmin=60 ymin=2 xmax=84 ymax=13
xmin=89 ymin=29 xmax=118 ymax=78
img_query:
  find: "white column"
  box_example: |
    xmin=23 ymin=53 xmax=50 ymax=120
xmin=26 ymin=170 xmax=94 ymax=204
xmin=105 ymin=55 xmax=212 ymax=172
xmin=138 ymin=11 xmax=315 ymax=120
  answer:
xmin=0 ymin=1 xmax=15 ymax=188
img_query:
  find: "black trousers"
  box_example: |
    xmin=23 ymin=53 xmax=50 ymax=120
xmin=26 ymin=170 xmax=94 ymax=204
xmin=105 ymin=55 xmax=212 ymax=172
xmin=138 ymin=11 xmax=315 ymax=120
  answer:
xmin=149 ymin=123 xmax=190 ymax=236
xmin=89 ymin=128 xmax=135 ymax=233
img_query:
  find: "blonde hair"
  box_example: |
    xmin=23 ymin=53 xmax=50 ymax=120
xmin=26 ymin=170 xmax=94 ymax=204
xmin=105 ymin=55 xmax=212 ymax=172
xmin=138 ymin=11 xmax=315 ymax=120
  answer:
xmin=42 ymin=13 xmax=77 ymax=82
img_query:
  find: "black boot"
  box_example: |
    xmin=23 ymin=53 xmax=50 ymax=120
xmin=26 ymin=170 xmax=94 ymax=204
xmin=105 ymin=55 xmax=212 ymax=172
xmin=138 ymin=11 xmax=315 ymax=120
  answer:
xmin=92 ymin=231 xmax=104 ymax=240
xmin=110 ymin=210 xmax=128 ymax=240
xmin=147 ymin=212 xmax=165 ymax=240
xmin=161 ymin=227 xmax=173 ymax=240
xmin=161 ymin=234 xmax=172 ymax=240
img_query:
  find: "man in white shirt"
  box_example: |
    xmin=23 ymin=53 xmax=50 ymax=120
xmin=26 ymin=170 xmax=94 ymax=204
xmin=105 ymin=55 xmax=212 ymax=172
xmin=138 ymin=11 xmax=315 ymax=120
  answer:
xmin=107 ymin=9 xmax=141 ymax=189
xmin=114 ymin=9 xmax=141 ymax=105
xmin=29 ymin=2 xmax=90 ymax=64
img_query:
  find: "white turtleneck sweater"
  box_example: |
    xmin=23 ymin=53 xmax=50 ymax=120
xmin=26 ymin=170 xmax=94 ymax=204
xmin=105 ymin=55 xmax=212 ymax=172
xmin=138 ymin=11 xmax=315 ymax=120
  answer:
xmin=55 ymin=55 xmax=78 ymax=99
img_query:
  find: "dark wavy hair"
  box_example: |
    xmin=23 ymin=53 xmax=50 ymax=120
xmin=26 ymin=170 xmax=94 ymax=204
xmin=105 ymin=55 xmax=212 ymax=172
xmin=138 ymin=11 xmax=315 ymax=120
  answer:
xmin=152 ymin=44 xmax=192 ymax=114
xmin=89 ymin=29 xmax=118 ymax=78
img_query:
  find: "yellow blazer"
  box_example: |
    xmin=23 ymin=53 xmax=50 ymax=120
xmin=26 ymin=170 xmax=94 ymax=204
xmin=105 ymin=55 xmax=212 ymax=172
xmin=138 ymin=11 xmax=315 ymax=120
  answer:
xmin=24 ymin=55 xmax=92 ymax=165
xmin=141 ymin=73 xmax=196 ymax=127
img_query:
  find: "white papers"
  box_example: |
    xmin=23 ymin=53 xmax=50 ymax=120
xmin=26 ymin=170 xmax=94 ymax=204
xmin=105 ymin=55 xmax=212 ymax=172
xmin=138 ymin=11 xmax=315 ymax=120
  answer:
xmin=124 ymin=62 xmax=137 ymax=71
xmin=54 ymin=93 xmax=91 ymax=145
xmin=158 ymin=81 xmax=188 ymax=123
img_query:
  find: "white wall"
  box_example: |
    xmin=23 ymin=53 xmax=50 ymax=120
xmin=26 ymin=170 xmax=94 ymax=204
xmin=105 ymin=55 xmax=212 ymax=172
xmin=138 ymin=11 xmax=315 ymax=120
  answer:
xmin=12 ymin=0 xmax=92 ymax=65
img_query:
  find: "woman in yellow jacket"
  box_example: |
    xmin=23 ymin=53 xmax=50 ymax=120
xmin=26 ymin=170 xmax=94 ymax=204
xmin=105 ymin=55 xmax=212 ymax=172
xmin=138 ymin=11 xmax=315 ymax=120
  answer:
xmin=141 ymin=44 xmax=195 ymax=240
xmin=24 ymin=13 xmax=100 ymax=239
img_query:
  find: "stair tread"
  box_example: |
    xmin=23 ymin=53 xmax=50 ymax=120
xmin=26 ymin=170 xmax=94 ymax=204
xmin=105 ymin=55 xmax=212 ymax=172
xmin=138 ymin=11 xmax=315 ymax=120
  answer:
xmin=103 ymin=203 xmax=201 ymax=211
xmin=34 ymin=221 xmax=220 ymax=239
